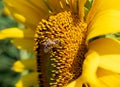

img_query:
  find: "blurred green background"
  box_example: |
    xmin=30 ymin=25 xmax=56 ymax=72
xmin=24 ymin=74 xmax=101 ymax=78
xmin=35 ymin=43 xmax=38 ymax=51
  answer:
xmin=0 ymin=0 xmax=34 ymax=86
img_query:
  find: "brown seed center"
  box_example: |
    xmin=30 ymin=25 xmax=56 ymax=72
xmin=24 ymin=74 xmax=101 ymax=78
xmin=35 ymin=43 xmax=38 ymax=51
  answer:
xmin=34 ymin=11 xmax=87 ymax=87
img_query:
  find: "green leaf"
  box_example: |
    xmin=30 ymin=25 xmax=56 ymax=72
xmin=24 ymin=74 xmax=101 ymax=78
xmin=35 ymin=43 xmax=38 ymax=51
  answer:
xmin=84 ymin=0 xmax=93 ymax=19
xmin=0 ymin=71 xmax=21 ymax=87
xmin=0 ymin=54 xmax=15 ymax=71
xmin=0 ymin=16 xmax=18 ymax=29
xmin=85 ymin=0 xmax=93 ymax=9
xmin=20 ymin=50 xmax=35 ymax=60
xmin=3 ymin=42 xmax=20 ymax=60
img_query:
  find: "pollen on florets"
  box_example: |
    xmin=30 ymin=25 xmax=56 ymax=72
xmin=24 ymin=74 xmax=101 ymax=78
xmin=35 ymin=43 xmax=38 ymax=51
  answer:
xmin=34 ymin=11 xmax=87 ymax=87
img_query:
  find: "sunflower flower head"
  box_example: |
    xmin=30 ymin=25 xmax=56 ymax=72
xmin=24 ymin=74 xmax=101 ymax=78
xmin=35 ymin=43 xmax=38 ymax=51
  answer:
xmin=34 ymin=10 xmax=87 ymax=86
xmin=3 ymin=0 xmax=120 ymax=87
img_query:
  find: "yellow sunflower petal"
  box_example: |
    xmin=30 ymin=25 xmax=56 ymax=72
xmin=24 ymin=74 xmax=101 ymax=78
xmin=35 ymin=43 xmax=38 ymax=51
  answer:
xmin=67 ymin=76 xmax=84 ymax=87
xmin=12 ymin=61 xmax=25 ymax=72
xmin=46 ymin=0 xmax=68 ymax=13
xmin=15 ymin=80 xmax=22 ymax=87
xmin=4 ymin=0 xmax=51 ymax=29
xmin=15 ymin=72 xmax=38 ymax=87
xmin=21 ymin=28 xmax=34 ymax=38
xmin=87 ymin=0 xmax=120 ymax=23
xmin=59 ymin=0 xmax=70 ymax=10
xmin=86 ymin=0 xmax=120 ymax=43
xmin=82 ymin=50 xmax=99 ymax=84
xmin=67 ymin=0 xmax=86 ymax=21
xmin=86 ymin=0 xmax=102 ymax=24
xmin=82 ymin=50 xmax=106 ymax=87
xmin=3 ymin=6 xmax=11 ymax=15
xmin=20 ymin=58 xmax=37 ymax=71
xmin=99 ymin=55 xmax=120 ymax=73
xmin=88 ymin=38 xmax=120 ymax=55
xmin=88 ymin=38 xmax=120 ymax=73
xmin=0 ymin=28 xmax=34 ymax=52
xmin=99 ymin=75 xmax=120 ymax=87
xmin=97 ymin=68 xmax=116 ymax=77
xmin=0 ymin=28 xmax=34 ymax=39
xmin=78 ymin=0 xmax=86 ymax=21
xmin=0 ymin=28 xmax=24 ymax=39
xmin=12 ymin=38 xmax=34 ymax=53
xmin=12 ymin=58 xmax=36 ymax=72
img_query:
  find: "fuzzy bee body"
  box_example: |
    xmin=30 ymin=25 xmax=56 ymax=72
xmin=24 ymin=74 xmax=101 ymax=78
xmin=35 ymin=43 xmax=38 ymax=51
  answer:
xmin=43 ymin=39 xmax=61 ymax=53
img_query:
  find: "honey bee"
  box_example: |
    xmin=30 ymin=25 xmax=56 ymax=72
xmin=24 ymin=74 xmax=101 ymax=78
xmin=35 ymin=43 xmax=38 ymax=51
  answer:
xmin=43 ymin=39 xmax=61 ymax=53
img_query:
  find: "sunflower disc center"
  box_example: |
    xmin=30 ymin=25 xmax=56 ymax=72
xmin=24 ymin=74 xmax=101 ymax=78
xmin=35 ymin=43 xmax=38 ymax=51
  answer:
xmin=34 ymin=11 xmax=87 ymax=87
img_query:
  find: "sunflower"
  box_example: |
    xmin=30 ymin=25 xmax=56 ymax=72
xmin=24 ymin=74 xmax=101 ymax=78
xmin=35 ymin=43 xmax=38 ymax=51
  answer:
xmin=1 ymin=0 xmax=120 ymax=87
